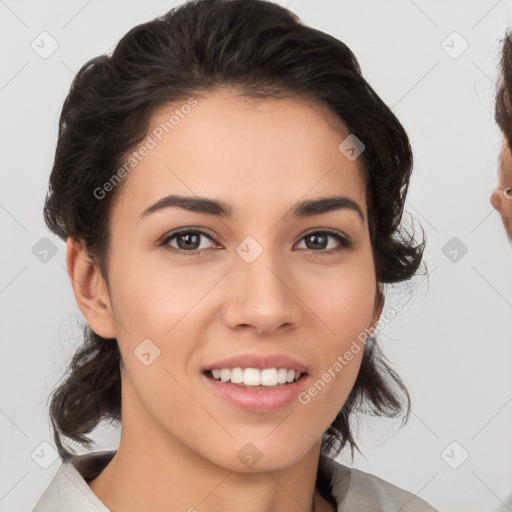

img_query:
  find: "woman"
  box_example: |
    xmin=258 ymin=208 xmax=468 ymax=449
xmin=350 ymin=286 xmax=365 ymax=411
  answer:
xmin=33 ymin=0 xmax=436 ymax=510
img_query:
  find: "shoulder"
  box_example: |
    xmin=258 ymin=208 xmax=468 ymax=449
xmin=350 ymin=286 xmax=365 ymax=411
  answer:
xmin=318 ymin=454 xmax=439 ymax=512
xmin=32 ymin=451 xmax=115 ymax=512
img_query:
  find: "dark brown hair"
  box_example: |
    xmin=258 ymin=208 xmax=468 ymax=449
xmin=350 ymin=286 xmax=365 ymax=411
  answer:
xmin=496 ymin=28 xmax=512 ymax=151
xmin=43 ymin=0 xmax=426 ymax=482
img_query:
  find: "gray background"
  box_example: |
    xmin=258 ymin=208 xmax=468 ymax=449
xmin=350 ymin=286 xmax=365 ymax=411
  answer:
xmin=1 ymin=1 xmax=511 ymax=511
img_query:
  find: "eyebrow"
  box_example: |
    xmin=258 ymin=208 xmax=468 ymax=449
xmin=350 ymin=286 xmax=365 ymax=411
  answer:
xmin=138 ymin=194 xmax=365 ymax=223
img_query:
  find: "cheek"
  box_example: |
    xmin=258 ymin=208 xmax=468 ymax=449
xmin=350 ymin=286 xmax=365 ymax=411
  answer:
xmin=301 ymin=259 xmax=376 ymax=394
xmin=108 ymin=248 xmax=212 ymax=337
xmin=305 ymin=258 xmax=377 ymax=337
xmin=107 ymin=254 xmax=229 ymax=414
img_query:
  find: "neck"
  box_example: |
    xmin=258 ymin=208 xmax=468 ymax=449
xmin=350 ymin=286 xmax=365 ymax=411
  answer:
xmin=89 ymin=443 xmax=330 ymax=512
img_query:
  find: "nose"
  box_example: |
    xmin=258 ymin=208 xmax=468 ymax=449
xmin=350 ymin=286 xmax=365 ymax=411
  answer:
xmin=490 ymin=190 xmax=502 ymax=212
xmin=224 ymin=249 xmax=300 ymax=336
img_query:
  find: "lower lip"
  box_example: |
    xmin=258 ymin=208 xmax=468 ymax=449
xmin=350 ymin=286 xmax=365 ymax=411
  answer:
xmin=201 ymin=372 xmax=309 ymax=412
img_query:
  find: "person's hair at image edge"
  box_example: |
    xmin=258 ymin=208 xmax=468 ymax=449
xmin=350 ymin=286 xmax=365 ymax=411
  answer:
xmin=495 ymin=28 xmax=512 ymax=151
xmin=43 ymin=0 xmax=427 ymax=468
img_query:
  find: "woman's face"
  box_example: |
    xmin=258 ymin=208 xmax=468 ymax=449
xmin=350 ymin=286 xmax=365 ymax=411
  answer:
xmin=88 ymin=88 xmax=383 ymax=471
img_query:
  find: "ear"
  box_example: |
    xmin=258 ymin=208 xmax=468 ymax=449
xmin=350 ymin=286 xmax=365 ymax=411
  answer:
xmin=65 ymin=237 xmax=117 ymax=339
xmin=369 ymin=285 xmax=384 ymax=331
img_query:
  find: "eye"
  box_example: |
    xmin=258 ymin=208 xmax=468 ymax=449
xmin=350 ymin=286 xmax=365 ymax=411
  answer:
xmin=158 ymin=227 xmax=352 ymax=255
xmin=296 ymin=229 xmax=352 ymax=253
xmin=159 ymin=227 xmax=217 ymax=254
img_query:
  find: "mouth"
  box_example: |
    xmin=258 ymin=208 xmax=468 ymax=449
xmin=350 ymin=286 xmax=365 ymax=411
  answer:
xmin=201 ymin=367 xmax=310 ymax=412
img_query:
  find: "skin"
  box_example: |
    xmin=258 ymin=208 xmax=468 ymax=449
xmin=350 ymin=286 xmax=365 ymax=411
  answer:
xmin=66 ymin=87 xmax=384 ymax=512
xmin=490 ymin=138 xmax=512 ymax=242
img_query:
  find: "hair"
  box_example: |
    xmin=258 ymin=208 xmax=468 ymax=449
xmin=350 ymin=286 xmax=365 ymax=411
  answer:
xmin=496 ymin=28 xmax=512 ymax=152
xmin=43 ymin=0 xmax=426 ymax=499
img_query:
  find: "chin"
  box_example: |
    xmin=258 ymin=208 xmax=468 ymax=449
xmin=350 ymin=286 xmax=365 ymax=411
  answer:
xmin=215 ymin=441 xmax=308 ymax=473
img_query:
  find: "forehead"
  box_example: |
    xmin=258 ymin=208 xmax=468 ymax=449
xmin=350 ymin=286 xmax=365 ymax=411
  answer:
xmin=112 ymin=89 xmax=367 ymax=225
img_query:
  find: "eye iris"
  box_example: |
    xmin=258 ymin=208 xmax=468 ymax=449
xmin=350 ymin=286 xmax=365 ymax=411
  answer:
xmin=306 ymin=233 xmax=328 ymax=250
xmin=178 ymin=232 xmax=201 ymax=250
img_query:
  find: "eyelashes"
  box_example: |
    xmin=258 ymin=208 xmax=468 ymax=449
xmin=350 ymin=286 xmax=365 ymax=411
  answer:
xmin=158 ymin=227 xmax=352 ymax=256
xmin=159 ymin=227 xmax=219 ymax=255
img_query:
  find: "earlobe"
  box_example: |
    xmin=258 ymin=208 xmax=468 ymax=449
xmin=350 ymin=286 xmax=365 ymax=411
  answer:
xmin=65 ymin=237 xmax=117 ymax=339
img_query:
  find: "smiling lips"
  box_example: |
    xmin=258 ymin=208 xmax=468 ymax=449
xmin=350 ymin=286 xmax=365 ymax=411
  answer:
xmin=203 ymin=353 xmax=308 ymax=388
xmin=201 ymin=352 xmax=309 ymax=409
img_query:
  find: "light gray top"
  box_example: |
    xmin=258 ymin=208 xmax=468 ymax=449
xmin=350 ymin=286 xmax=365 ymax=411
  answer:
xmin=32 ymin=450 xmax=438 ymax=511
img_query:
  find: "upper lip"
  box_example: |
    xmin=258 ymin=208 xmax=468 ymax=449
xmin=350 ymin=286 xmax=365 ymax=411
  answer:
xmin=203 ymin=353 xmax=308 ymax=374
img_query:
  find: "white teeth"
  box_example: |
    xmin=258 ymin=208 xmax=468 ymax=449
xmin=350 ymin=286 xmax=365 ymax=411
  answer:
xmin=207 ymin=367 xmax=303 ymax=386
xmin=243 ymin=368 xmax=261 ymax=385
xmin=260 ymin=368 xmax=277 ymax=386
xmin=230 ymin=367 xmax=243 ymax=383
xmin=277 ymin=368 xmax=288 ymax=384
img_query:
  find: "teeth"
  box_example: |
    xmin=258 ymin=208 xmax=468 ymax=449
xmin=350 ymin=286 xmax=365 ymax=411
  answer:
xmin=277 ymin=368 xmax=288 ymax=384
xmin=230 ymin=367 xmax=243 ymax=383
xmin=207 ymin=367 xmax=303 ymax=386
